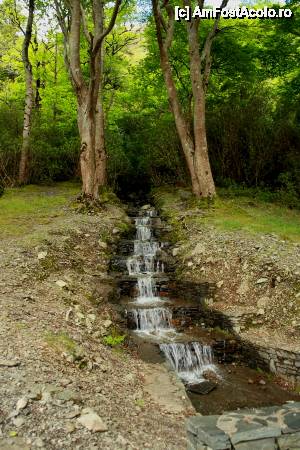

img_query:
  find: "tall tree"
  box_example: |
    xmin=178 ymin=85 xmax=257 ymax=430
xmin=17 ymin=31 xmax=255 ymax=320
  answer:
xmin=152 ymin=0 xmax=228 ymax=198
xmin=18 ymin=0 xmax=35 ymax=185
xmin=54 ymin=0 xmax=121 ymax=200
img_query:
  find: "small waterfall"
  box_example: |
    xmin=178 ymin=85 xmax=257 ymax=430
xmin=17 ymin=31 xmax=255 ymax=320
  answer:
xmin=131 ymin=307 xmax=173 ymax=332
xmin=134 ymin=241 xmax=160 ymax=257
xmin=127 ymin=256 xmax=154 ymax=275
xmin=136 ymin=225 xmax=151 ymax=241
xmin=159 ymin=342 xmax=216 ymax=384
xmin=127 ymin=208 xmax=164 ymax=304
xmin=137 ymin=276 xmax=158 ymax=302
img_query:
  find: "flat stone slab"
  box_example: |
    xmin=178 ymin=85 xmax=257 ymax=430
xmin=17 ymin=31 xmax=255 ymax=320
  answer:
xmin=234 ymin=438 xmax=277 ymax=450
xmin=144 ymin=363 xmax=194 ymax=414
xmin=231 ymin=426 xmax=281 ymax=445
xmin=187 ymin=403 xmax=300 ymax=450
xmin=187 ymin=381 xmax=217 ymax=395
xmin=187 ymin=416 xmax=231 ymax=449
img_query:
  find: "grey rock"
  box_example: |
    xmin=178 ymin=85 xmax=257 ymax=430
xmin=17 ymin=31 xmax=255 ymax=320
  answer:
xmin=12 ymin=417 xmax=25 ymax=427
xmin=282 ymin=411 xmax=300 ymax=432
xmin=16 ymin=397 xmax=28 ymax=411
xmin=231 ymin=427 xmax=282 ymax=445
xmin=234 ymin=438 xmax=277 ymax=450
xmin=77 ymin=410 xmax=108 ymax=432
xmin=277 ymin=432 xmax=300 ymax=449
xmin=56 ymin=389 xmax=81 ymax=404
xmin=186 ymin=416 xmax=231 ymax=449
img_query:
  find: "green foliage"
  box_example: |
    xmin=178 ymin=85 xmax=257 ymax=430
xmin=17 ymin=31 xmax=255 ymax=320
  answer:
xmin=103 ymin=333 xmax=126 ymax=347
xmin=0 ymin=0 xmax=299 ymax=201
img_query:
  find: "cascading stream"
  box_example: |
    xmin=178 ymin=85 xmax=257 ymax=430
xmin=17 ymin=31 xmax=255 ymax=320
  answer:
xmin=126 ymin=207 xmax=217 ymax=385
xmin=131 ymin=307 xmax=173 ymax=332
xmin=159 ymin=342 xmax=215 ymax=384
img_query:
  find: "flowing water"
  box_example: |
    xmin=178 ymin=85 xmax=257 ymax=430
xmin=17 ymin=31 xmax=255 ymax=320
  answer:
xmin=126 ymin=207 xmax=217 ymax=385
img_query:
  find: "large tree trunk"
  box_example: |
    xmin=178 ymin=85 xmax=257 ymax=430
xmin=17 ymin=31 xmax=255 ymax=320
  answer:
xmin=77 ymin=95 xmax=105 ymax=200
xmin=18 ymin=0 xmax=34 ymax=185
xmin=78 ymin=97 xmax=96 ymax=198
xmin=187 ymin=20 xmax=216 ymax=197
xmin=152 ymin=0 xmax=217 ymax=198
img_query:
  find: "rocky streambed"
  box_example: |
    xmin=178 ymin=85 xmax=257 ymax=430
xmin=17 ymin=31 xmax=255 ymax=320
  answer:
xmin=110 ymin=204 xmax=300 ymax=417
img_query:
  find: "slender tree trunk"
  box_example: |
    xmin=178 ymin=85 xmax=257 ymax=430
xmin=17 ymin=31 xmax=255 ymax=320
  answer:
xmin=18 ymin=0 xmax=34 ymax=185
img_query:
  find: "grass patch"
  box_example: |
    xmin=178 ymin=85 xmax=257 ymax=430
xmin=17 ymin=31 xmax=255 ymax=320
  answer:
xmin=153 ymin=187 xmax=300 ymax=242
xmin=44 ymin=331 xmax=83 ymax=358
xmin=200 ymin=195 xmax=300 ymax=242
xmin=0 ymin=181 xmax=80 ymax=239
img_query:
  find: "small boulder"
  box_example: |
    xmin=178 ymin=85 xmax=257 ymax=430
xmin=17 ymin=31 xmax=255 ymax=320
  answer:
xmin=16 ymin=397 xmax=28 ymax=411
xmin=77 ymin=409 xmax=108 ymax=432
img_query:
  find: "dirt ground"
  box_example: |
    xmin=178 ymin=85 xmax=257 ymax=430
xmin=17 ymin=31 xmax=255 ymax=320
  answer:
xmin=0 ymin=184 xmax=190 ymax=450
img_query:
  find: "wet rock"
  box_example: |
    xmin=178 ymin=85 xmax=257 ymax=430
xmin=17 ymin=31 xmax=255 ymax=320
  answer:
xmin=77 ymin=409 xmax=108 ymax=432
xmin=202 ymin=370 xmax=219 ymax=384
xmin=187 ymin=381 xmax=217 ymax=395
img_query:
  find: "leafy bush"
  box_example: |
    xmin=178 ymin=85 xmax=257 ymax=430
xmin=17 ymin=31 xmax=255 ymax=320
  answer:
xmin=103 ymin=334 xmax=126 ymax=347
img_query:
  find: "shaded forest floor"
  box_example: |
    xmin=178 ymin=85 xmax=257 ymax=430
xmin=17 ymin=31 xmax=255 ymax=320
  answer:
xmin=0 ymin=183 xmax=190 ymax=450
xmin=154 ymin=187 xmax=300 ymax=356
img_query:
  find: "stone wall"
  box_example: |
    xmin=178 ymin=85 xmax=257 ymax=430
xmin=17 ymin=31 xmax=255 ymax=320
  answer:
xmin=187 ymin=402 xmax=300 ymax=450
xmin=242 ymin=342 xmax=300 ymax=383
